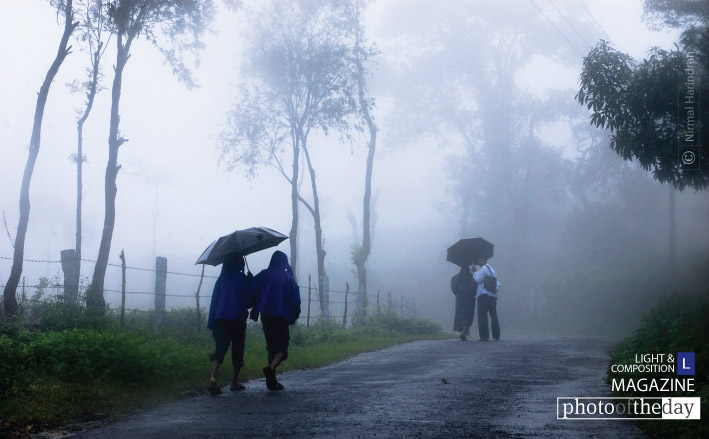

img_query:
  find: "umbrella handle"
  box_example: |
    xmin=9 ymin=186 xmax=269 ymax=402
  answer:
xmin=244 ymin=256 xmax=252 ymax=276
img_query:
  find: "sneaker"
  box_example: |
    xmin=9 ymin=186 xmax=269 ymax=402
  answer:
xmin=479 ymin=338 xmax=489 ymax=342
xmin=460 ymin=334 xmax=468 ymax=341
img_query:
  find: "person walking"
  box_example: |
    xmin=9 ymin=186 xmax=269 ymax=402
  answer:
xmin=473 ymin=257 xmax=501 ymax=341
xmin=251 ymin=250 xmax=301 ymax=391
xmin=451 ymin=265 xmax=476 ymax=341
xmin=207 ymin=254 xmax=255 ymax=395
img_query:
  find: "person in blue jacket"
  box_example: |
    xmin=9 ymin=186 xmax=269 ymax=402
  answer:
xmin=207 ymin=254 xmax=255 ymax=394
xmin=250 ymin=250 xmax=301 ymax=391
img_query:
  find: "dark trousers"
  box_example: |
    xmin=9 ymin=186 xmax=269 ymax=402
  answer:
xmin=261 ymin=314 xmax=290 ymax=363
xmin=477 ymin=294 xmax=500 ymax=340
xmin=210 ymin=319 xmax=247 ymax=368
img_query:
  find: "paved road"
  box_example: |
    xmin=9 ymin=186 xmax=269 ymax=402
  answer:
xmin=72 ymin=337 xmax=645 ymax=438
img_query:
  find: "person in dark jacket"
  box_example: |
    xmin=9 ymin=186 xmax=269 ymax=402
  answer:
xmin=451 ymin=265 xmax=476 ymax=341
xmin=250 ymin=250 xmax=301 ymax=391
xmin=207 ymin=254 xmax=255 ymax=394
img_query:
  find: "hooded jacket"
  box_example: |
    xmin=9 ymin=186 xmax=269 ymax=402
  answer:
xmin=207 ymin=255 xmax=256 ymax=330
xmin=251 ymin=251 xmax=301 ymax=324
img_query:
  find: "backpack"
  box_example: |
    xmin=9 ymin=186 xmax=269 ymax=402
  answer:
xmin=483 ymin=265 xmax=497 ymax=293
xmin=451 ymin=272 xmax=472 ymax=296
xmin=451 ymin=274 xmax=462 ymax=295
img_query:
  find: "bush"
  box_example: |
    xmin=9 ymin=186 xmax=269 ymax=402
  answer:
xmin=0 ymin=334 xmax=24 ymax=399
xmin=608 ymin=291 xmax=708 ymax=438
xmin=357 ymin=311 xmax=442 ymax=335
xmin=0 ymin=327 xmax=205 ymax=393
xmin=34 ymin=300 xmax=115 ymax=331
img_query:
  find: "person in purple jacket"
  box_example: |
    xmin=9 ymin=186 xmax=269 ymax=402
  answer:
xmin=250 ymin=250 xmax=301 ymax=391
xmin=207 ymin=254 xmax=255 ymax=395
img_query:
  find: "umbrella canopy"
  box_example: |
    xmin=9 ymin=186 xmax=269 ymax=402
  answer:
xmin=446 ymin=237 xmax=494 ymax=267
xmin=195 ymin=227 xmax=288 ymax=266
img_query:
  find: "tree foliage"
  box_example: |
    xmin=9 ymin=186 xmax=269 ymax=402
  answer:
xmin=577 ymin=2 xmax=708 ymax=191
xmin=219 ymin=0 xmax=358 ymax=286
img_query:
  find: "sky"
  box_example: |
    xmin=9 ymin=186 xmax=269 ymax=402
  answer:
xmin=0 ymin=0 xmax=699 ymax=324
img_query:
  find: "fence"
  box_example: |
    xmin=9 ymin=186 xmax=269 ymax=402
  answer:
xmin=0 ymin=251 xmax=419 ymax=331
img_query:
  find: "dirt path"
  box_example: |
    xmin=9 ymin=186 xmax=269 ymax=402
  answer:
xmin=71 ymin=337 xmax=645 ymax=438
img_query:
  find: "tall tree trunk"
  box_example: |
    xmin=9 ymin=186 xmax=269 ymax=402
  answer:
xmin=289 ymin=129 xmax=301 ymax=278
xmin=669 ymin=184 xmax=677 ymax=274
xmin=3 ymin=1 xmax=77 ymax=318
xmin=353 ymin=3 xmax=377 ymax=320
xmin=74 ymin=44 xmax=102 ymax=298
xmin=86 ymin=32 xmax=131 ymax=311
xmin=301 ymin=140 xmax=326 ymax=307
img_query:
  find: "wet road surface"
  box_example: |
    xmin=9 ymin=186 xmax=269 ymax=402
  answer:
xmin=72 ymin=337 xmax=645 ymax=438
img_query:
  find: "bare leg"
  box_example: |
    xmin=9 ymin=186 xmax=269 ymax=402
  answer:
xmin=270 ymin=352 xmax=285 ymax=370
xmin=230 ymin=367 xmax=245 ymax=390
xmin=208 ymin=359 xmax=223 ymax=395
xmin=263 ymin=352 xmax=286 ymax=391
xmin=210 ymin=359 xmax=220 ymax=384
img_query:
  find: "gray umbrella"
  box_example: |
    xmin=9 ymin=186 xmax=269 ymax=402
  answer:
xmin=195 ymin=227 xmax=288 ymax=266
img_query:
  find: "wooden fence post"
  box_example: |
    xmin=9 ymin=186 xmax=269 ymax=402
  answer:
xmin=377 ymin=290 xmax=380 ymax=315
xmin=343 ymin=283 xmax=349 ymax=327
xmin=120 ymin=250 xmax=126 ymax=328
xmin=400 ymin=295 xmax=403 ymax=318
xmin=307 ymin=274 xmax=312 ymax=328
xmin=195 ymin=264 xmax=205 ymax=333
xmin=154 ymin=256 xmax=167 ymax=331
xmin=60 ymin=249 xmax=79 ymax=304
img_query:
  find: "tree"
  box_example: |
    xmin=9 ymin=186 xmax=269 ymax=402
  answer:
xmin=3 ymin=0 xmax=79 ymax=318
xmin=219 ymin=0 xmax=356 ymax=312
xmin=85 ymin=0 xmax=216 ymax=310
xmin=382 ymin=0 xmax=596 ymax=282
xmin=344 ymin=0 xmax=378 ymax=321
xmin=577 ymin=1 xmax=708 ymax=191
xmin=577 ymin=1 xmax=708 ymax=273
xmin=577 ymin=41 xmax=707 ymax=190
xmin=66 ymin=0 xmax=111 ymax=303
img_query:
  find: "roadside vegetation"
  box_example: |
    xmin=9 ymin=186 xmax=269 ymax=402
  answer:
xmin=607 ymin=261 xmax=708 ymax=439
xmin=0 ymin=302 xmax=447 ymax=435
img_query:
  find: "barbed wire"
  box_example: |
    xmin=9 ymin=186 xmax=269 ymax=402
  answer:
xmin=0 ymin=256 xmax=61 ymax=263
xmin=1 ymin=282 xmax=414 ymax=308
xmin=2 ymin=256 xmax=419 ymax=315
xmin=0 ymin=256 xmax=220 ymax=279
xmin=3 ymin=256 xmax=397 ymax=299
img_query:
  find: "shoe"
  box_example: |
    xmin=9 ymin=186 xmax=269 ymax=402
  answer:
xmin=263 ymin=367 xmax=278 ymax=391
xmin=460 ymin=334 xmax=467 ymax=341
xmin=208 ymin=378 xmax=223 ymax=395
xmin=479 ymin=338 xmax=489 ymax=342
xmin=494 ymin=338 xmax=500 ymax=341
xmin=230 ymin=383 xmax=246 ymax=391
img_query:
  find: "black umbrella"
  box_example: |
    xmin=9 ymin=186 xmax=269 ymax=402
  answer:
xmin=195 ymin=227 xmax=288 ymax=266
xmin=446 ymin=237 xmax=494 ymax=267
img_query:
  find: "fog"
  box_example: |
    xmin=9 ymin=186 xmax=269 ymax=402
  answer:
xmin=1 ymin=0 xmax=707 ymax=335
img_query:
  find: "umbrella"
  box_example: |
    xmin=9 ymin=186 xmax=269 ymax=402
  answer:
xmin=195 ymin=227 xmax=288 ymax=266
xmin=446 ymin=237 xmax=494 ymax=267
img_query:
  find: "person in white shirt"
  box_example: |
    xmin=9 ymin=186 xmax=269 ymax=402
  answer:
xmin=472 ymin=257 xmax=501 ymax=341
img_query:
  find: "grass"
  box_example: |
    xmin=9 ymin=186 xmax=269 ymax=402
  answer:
xmin=0 ymin=309 xmax=449 ymax=435
xmin=607 ymin=291 xmax=708 ymax=439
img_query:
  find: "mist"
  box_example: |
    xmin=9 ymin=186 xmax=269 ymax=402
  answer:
xmin=1 ymin=0 xmax=707 ymax=336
